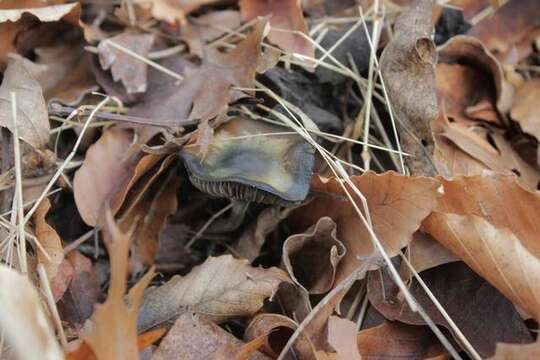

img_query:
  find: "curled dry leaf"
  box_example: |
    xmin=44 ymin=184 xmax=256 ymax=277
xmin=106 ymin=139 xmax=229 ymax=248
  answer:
xmin=137 ymin=254 xmax=290 ymax=332
xmin=153 ymin=312 xmax=270 ymax=360
xmin=368 ymin=261 xmax=532 ymax=357
xmin=511 ymin=78 xmax=540 ymax=142
xmin=357 ymin=321 xmax=447 ymax=359
xmin=283 ymin=216 xmax=346 ymax=294
xmin=83 ymin=211 xmax=155 ymax=360
xmin=467 ymin=0 xmax=540 ymax=62
xmin=292 ymin=171 xmax=440 ymax=282
xmin=326 ymin=316 xmax=362 ymax=360
xmin=0 ymin=2 xmax=80 ymax=67
xmin=245 ymin=313 xmax=315 ymax=358
xmin=34 ymin=198 xmax=70 ymax=301
xmin=380 ymin=0 xmax=439 ymax=176
xmin=438 ymin=35 xmax=514 ymax=118
xmin=0 ymin=57 xmax=49 ymax=148
xmin=131 ymin=21 xmax=268 ymax=125
xmin=240 ymin=0 xmax=314 ymax=68
xmin=98 ymin=32 xmax=155 ymax=94
xmin=424 ymin=213 xmax=540 ymax=321
xmin=436 ymin=120 xmax=540 ymax=190
xmin=0 ymin=265 xmax=63 ymax=360
xmin=119 ymin=172 xmax=179 ymax=268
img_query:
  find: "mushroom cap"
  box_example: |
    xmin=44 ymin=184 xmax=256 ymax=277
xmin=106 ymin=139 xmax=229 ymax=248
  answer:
xmin=180 ymin=117 xmax=315 ymax=204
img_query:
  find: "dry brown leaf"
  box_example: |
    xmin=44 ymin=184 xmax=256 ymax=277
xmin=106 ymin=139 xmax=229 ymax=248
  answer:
xmin=73 ymin=126 xmax=164 ymax=227
xmin=83 ymin=211 xmax=155 ymax=360
xmin=59 ymin=251 xmax=100 ymax=328
xmin=380 ymin=0 xmax=439 ymax=176
xmin=137 ymin=254 xmax=290 ymax=332
xmin=511 ymin=78 xmax=540 ymax=142
xmin=131 ymin=21 xmax=267 ymax=126
xmin=427 ymin=171 xmax=540 ymax=258
xmin=32 ymin=42 xmax=98 ymax=105
xmin=357 ymin=321 xmax=446 ymax=359
xmin=245 ymin=313 xmax=315 ymax=358
xmin=0 ymin=2 xmax=80 ymax=68
xmin=490 ymin=340 xmax=540 ymax=360
xmin=293 ymin=171 xmax=440 ymax=282
xmin=438 ymin=121 xmax=540 ymax=190
xmin=0 ymin=56 xmax=49 ymax=148
xmin=283 ymin=217 xmax=345 ymax=294
xmin=98 ymin=32 xmax=155 ymax=94
xmin=400 ymin=231 xmax=458 ymax=277
xmin=438 ymin=35 xmax=514 ymax=118
xmin=368 ymin=261 xmax=532 ymax=357
xmin=34 ymin=198 xmax=70 ymax=300
xmin=152 ymin=312 xmax=270 ymax=360
xmin=182 ymin=10 xmax=242 ymax=57
xmin=468 ymin=0 xmax=540 ymax=62
xmin=424 ymin=213 xmax=540 ymax=320
xmin=135 ymin=0 xmax=220 ymax=24
xmin=240 ymin=0 xmax=314 ymax=68
xmin=326 ymin=316 xmax=361 ymax=360
xmin=0 ymin=265 xmax=63 ymax=360
xmin=119 ymin=173 xmax=179 ymax=268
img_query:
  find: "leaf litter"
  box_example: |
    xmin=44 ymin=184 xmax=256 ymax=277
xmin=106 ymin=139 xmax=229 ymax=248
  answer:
xmin=1 ymin=0 xmax=540 ymax=359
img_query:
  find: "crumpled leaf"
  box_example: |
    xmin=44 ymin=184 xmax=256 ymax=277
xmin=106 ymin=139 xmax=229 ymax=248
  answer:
xmin=34 ymin=198 xmax=69 ymax=301
xmin=0 ymin=264 xmax=63 ymax=360
xmin=282 ymin=217 xmax=346 ymax=294
xmin=368 ymin=261 xmax=532 ymax=357
xmin=0 ymin=2 xmax=80 ymax=67
xmin=357 ymin=321 xmax=446 ymax=359
xmin=240 ymin=0 xmax=314 ymax=68
xmin=98 ymin=32 xmax=155 ymax=94
xmin=424 ymin=213 xmax=540 ymax=321
xmin=0 ymin=56 xmax=49 ymax=148
xmin=326 ymin=316 xmax=362 ymax=360
xmin=131 ymin=21 xmax=268 ymax=126
xmin=292 ymin=171 xmax=440 ymax=282
xmin=153 ymin=312 xmax=270 ymax=360
xmin=73 ymin=126 xmax=165 ymax=226
xmin=380 ymin=0 xmax=439 ymax=176
xmin=437 ymin=120 xmax=540 ymax=190
xmin=437 ymin=35 xmax=514 ymax=123
xmin=511 ymin=78 xmax=540 ymax=142
xmin=137 ymin=254 xmax=290 ymax=332
xmin=83 ymin=211 xmax=155 ymax=360
xmin=467 ymin=0 xmax=540 ymax=62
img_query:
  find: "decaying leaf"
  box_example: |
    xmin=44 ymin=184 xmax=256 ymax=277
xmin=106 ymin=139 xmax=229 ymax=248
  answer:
xmin=380 ymin=0 xmax=439 ymax=176
xmin=424 ymin=213 xmax=540 ymax=320
xmin=137 ymin=254 xmax=290 ymax=332
xmin=511 ymin=78 xmax=540 ymax=142
xmin=467 ymin=0 xmax=540 ymax=62
xmin=368 ymin=261 xmax=532 ymax=357
xmin=283 ymin=216 xmax=345 ymax=294
xmin=0 ymin=264 xmax=63 ymax=360
xmin=131 ymin=21 xmax=268 ymax=125
xmin=293 ymin=171 xmax=440 ymax=282
xmin=83 ymin=211 xmax=155 ymax=360
xmin=34 ymin=198 xmax=69 ymax=300
xmin=98 ymin=32 xmax=155 ymax=94
xmin=240 ymin=0 xmax=314 ymax=68
xmin=326 ymin=316 xmax=362 ymax=360
xmin=357 ymin=321 xmax=447 ymax=359
xmin=152 ymin=312 xmax=270 ymax=360
xmin=0 ymin=56 xmax=50 ymax=148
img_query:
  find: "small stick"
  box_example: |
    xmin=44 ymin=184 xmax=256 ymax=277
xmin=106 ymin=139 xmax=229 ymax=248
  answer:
xmin=37 ymin=264 xmax=67 ymax=348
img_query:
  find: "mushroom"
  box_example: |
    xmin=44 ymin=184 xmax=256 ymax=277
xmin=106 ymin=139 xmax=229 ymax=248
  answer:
xmin=180 ymin=117 xmax=315 ymax=206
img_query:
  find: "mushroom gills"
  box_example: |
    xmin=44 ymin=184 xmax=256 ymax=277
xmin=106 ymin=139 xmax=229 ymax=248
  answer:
xmin=180 ymin=117 xmax=315 ymax=205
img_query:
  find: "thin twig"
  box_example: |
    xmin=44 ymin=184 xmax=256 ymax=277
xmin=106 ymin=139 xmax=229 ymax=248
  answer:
xmin=37 ymin=264 xmax=67 ymax=348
